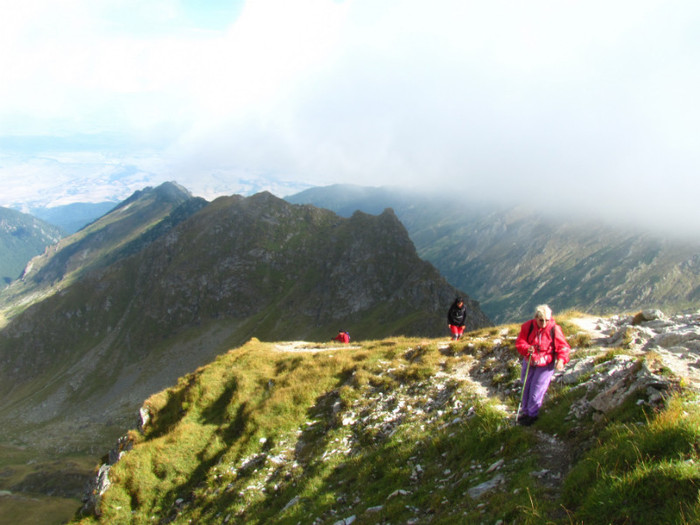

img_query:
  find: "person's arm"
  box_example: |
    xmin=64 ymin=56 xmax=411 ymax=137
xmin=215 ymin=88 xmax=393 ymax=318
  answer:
xmin=553 ymin=325 xmax=570 ymax=370
xmin=515 ymin=321 xmax=535 ymax=358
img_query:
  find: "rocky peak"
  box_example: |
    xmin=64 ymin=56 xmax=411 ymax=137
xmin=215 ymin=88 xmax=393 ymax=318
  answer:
xmin=0 ymin=182 xmax=204 ymax=310
xmin=113 ymin=181 xmax=192 ymax=212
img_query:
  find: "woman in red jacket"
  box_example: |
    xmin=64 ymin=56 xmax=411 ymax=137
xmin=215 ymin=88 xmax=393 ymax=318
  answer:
xmin=332 ymin=330 xmax=350 ymax=343
xmin=515 ymin=304 xmax=570 ymax=425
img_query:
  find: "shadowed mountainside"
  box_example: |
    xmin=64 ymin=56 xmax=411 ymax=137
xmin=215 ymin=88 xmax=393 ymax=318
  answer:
xmin=0 ymin=206 xmax=64 ymax=287
xmin=0 ymin=186 xmax=489 ymax=460
xmin=0 ymin=181 xmax=206 ymax=310
xmin=287 ymin=184 xmax=700 ymax=323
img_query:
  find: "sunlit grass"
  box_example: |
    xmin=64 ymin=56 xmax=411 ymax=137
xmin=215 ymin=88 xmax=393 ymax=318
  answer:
xmin=72 ymin=331 xmax=700 ymax=525
xmin=562 ymin=394 xmax=700 ymax=523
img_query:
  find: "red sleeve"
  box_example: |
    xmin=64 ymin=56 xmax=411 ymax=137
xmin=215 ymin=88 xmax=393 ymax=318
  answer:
xmin=515 ymin=320 xmax=534 ymax=358
xmin=553 ymin=324 xmax=571 ymax=364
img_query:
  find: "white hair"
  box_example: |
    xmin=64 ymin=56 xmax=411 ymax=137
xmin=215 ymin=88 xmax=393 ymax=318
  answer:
xmin=534 ymin=304 xmax=552 ymax=320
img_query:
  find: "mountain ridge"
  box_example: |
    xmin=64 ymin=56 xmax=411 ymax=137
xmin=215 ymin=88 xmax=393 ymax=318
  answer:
xmin=0 ymin=184 xmax=489 ymax=459
xmin=0 ymin=181 xmax=204 ymax=314
xmin=287 ymin=184 xmax=700 ymax=322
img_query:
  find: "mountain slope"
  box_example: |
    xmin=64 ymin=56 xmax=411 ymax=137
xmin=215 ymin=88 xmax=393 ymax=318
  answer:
xmin=0 ymin=181 xmax=206 ymax=316
xmin=0 ymin=207 xmax=63 ymax=287
xmin=72 ymin=313 xmax=700 ymax=525
xmin=287 ymin=185 xmax=700 ymax=322
xmin=0 ymin=190 xmax=489 ymax=458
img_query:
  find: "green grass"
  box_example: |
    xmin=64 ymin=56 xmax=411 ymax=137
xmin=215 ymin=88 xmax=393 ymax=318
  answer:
xmin=593 ymin=347 xmax=632 ymax=365
xmin=562 ymin=395 xmax=700 ymax=524
xmin=70 ymin=330 xmax=700 ymax=525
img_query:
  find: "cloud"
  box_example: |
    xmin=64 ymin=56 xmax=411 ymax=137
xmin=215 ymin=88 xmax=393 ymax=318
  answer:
xmin=1 ymin=0 xmax=700 ymax=234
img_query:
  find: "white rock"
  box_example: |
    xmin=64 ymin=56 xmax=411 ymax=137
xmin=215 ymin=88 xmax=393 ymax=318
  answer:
xmin=387 ymin=489 xmax=410 ymax=499
xmin=486 ymin=459 xmax=504 ymax=473
xmin=467 ymin=474 xmax=504 ymax=499
xmin=641 ymin=309 xmax=665 ymax=321
xmin=282 ymin=496 xmax=299 ymax=512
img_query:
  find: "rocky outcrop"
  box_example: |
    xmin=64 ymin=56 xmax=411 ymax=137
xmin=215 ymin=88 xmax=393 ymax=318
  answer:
xmin=561 ymin=310 xmax=700 ymax=421
xmin=80 ymin=407 xmax=150 ymax=516
xmin=576 ymin=310 xmax=700 ymax=385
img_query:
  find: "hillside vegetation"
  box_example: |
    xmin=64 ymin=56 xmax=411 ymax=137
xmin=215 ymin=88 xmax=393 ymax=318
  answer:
xmin=73 ymin=314 xmax=700 ymax=525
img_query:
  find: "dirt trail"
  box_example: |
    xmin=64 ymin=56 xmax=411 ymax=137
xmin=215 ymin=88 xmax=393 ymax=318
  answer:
xmin=272 ymin=317 xmax=699 ymax=522
xmin=273 ymin=342 xmax=362 ymax=352
xmin=528 ymin=316 xmax=602 ymax=518
xmin=568 ymin=316 xmax=609 ymax=344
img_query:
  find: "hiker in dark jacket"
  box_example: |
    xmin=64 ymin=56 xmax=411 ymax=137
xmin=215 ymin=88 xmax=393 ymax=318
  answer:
xmin=514 ymin=304 xmax=571 ymax=426
xmin=447 ymin=297 xmax=468 ymax=340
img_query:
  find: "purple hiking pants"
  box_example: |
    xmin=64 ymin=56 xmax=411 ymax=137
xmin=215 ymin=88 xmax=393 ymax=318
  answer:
xmin=520 ymin=358 xmax=555 ymax=417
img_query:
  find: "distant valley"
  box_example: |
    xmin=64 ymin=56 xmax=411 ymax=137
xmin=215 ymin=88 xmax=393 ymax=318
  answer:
xmin=30 ymin=201 xmax=119 ymax=234
xmin=0 ymin=207 xmax=63 ymax=286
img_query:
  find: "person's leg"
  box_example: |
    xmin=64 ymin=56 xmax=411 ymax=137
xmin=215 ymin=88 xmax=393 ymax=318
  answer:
xmin=525 ymin=363 xmax=556 ymax=418
xmin=449 ymin=325 xmax=460 ymax=340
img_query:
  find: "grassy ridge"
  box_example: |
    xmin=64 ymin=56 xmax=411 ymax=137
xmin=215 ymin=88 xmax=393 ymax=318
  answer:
xmin=72 ymin=319 xmax=700 ymax=524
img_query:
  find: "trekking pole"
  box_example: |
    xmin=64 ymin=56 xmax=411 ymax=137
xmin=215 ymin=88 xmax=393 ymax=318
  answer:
xmin=515 ymin=355 xmax=532 ymax=425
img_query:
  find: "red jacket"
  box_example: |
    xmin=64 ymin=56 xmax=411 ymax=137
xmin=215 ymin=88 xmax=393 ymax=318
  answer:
xmin=515 ymin=318 xmax=570 ymax=367
xmin=333 ymin=331 xmax=350 ymax=343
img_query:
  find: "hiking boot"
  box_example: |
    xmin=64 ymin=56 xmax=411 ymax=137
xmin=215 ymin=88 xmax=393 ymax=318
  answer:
xmin=520 ymin=415 xmax=538 ymax=426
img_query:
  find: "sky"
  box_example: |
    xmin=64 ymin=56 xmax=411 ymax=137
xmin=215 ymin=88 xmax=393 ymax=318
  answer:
xmin=1 ymin=0 xmax=699 ymax=235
